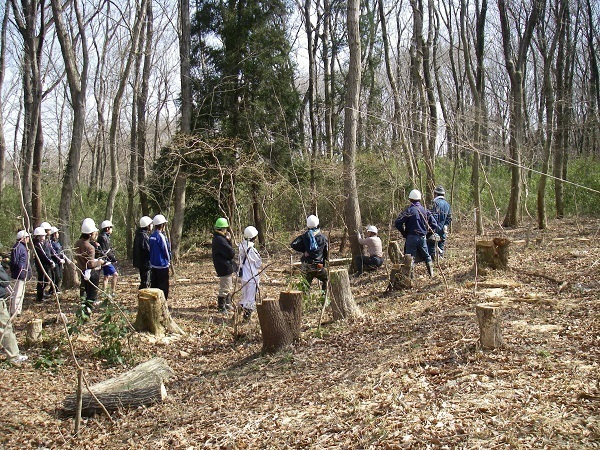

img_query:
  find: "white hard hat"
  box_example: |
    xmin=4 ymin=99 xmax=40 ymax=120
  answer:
xmin=408 ymin=189 xmax=422 ymax=201
xmin=33 ymin=226 xmax=47 ymax=236
xmin=244 ymin=226 xmax=259 ymax=239
xmin=16 ymin=230 xmax=30 ymax=240
xmin=49 ymin=226 xmax=59 ymax=234
xmin=139 ymin=216 xmax=153 ymax=228
xmin=366 ymin=225 xmax=378 ymax=234
xmin=153 ymin=214 xmax=167 ymax=226
xmin=100 ymin=220 xmax=113 ymax=229
xmin=40 ymin=221 xmax=51 ymax=230
xmin=306 ymin=215 xmax=319 ymax=228
xmin=81 ymin=218 xmax=98 ymax=234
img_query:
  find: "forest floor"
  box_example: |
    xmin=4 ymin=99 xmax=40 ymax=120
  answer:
xmin=1 ymin=218 xmax=599 ymax=449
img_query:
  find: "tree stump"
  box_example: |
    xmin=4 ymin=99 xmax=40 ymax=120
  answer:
xmin=134 ymin=288 xmax=185 ymax=337
xmin=257 ymin=291 xmax=303 ymax=354
xmin=476 ymin=238 xmax=511 ymax=271
xmin=61 ymin=357 xmax=174 ymax=418
xmin=329 ymin=268 xmax=363 ymax=321
xmin=389 ymin=254 xmax=413 ymax=289
xmin=26 ymin=319 xmax=43 ymax=344
xmin=387 ymin=240 xmax=404 ymax=264
xmin=475 ymin=303 xmax=503 ymax=349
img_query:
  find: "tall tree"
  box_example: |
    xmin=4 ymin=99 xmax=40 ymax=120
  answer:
xmin=0 ymin=0 xmax=9 ymax=199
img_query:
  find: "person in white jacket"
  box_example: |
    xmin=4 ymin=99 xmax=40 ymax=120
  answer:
xmin=238 ymin=226 xmax=261 ymax=321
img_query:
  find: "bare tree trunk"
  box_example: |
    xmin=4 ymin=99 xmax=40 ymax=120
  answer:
xmin=323 ymin=0 xmax=334 ymax=159
xmin=0 ymin=0 xmax=9 ymax=198
xmin=343 ymin=0 xmax=363 ymax=272
xmin=422 ymin=0 xmax=438 ymax=203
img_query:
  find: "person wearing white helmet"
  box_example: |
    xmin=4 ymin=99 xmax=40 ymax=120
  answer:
xmin=47 ymin=226 xmax=65 ymax=295
xmin=74 ymin=218 xmax=105 ymax=312
xmin=212 ymin=217 xmax=235 ymax=313
xmin=149 ymin=214 xmax=171 ymax=299
xmin=39 ymin=222 xmax=55 ymax=294
xmin=238 ymin=226 xmax=262 ymax=321
xmin=394 ymin=189 xmax=438 ymax=278
xmin=0 ymin=263 xmax=28 ymax=363
xmin=32 ymin=227 xmax=55 ymax=302
xmin=355 ymin=225 xmax=384 ymax=274
xmin=97 ymin=220 xmax=119 ymax=296
xmin=9 ymin=230 xmax=31 ymax=315
xmin=291 ymin=214 xmax=329 ymax=291
xmin=427 ymin=186 xmax=452 ymax=259
xmin=132 ymin=216 xmax=153 ymax=289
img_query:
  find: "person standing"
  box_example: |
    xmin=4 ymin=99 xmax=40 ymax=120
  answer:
xmin=9 ymin=230 xmax=31 ymax=316
xmin=291 ymin=215 xmax=329 ymax=291
xmin=48 ymin=226 xmax=65 ymax=294
xmin=97 ymin=220 xmax=119 ymax=295
xmin=1 ymin=264 xmax=28 ymax=363
xmin=212 ymin=217 xmax=235 ymax=314
xmin=394 ymin=189 xmax=438 ymax=277
xmin=428 ymin=185 xmax=452 ymax=258
xmin=149 ymin=214 xmax=171 ymax=300
xmin=39 ymin=222 xmax=54 ymax=296
xmin=133 ymin=216 xmax=153 ymax=289
xmin=355 ymin=225 xmax=384 ymax=275
xmin=238 ymin=226 xmax=262 ymax=321
xmin=32 ymin=227 xmax=55 ymax=302
xmin=74 ymin=219 xmax=105 ymax=312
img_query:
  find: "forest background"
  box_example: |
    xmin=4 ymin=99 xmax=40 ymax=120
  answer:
xmin=0 ymin=0 xmax=598 ymax=274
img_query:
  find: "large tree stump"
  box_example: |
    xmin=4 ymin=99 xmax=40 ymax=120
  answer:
xmin=134 ymin=288 xmax=185 ymax=337
xmin=387 ymin=240 xmax=404 ymax=264
xmin=257 ymin=291 xmax=303 ymax=354
xmin=475 ymin=303 xmax=504 ymax=349
xmin=26 ymin=319 xmax=43 ymax=345
xmin=389 ymin=254 xmax=413 ymax=290
xmin=476 ymin=238 xmax=511 ymax=271
xmin=329 ymin=268 xmax=363 ymax=321
xmin=61 ymin=357 xmax=174 ymax=418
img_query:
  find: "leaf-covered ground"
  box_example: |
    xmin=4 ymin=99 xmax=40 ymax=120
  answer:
xmin=1 ymin=218 xmax=599 ymax=449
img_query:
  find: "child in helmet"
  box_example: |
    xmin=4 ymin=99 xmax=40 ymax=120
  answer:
xmin=9 ymin=230 xmax=31 ymax=315
xmin=74 ymin=219 xmax=105 ymax=311
xmin=48 ymin=227 xmax=65 ymax=294
xmin=238 ymin=226 xmax=262 ymax=321
xmin=133 ymin=216 xmax=153 ymax=289
xmin=212 ymin=217 xmax=235 ymax=314
xmin=32 ymin=226 xmax=55 ymax=302
xmin=97 ymin=220 xmax=118 ymax=296
xmin=149 ymin=214 xmax=171 ymax=299
xmin=290 ymin=215 xmax=329 ymax=291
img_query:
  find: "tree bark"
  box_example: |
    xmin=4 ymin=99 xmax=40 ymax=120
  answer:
xmin=134 ymin=288 xmax=185 ymax=337
xmin=257 ymin=291 xmax=302 ymax=354
xmin=0 ymin=1 xmax=9 ymax=198
xmin=329 ymin=268 xmax=362 ymax=321
xmin=26 ymin=318 xmax=42 ymax=344
xmin=389 ymin=254 xmax=414 ymax=290
xmin=387 ymin=240 xmax=404 ymax=265
xmin=475 ymin=238 xmax=510 ymax=271
xmin=475 ymin=303 xmax=503 ymax=349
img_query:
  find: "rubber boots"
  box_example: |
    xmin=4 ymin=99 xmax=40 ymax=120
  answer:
xmin=217 ymin=296 xmax=227 ymax=313
xmin=426 ymin=261 xmax=434 ymax=278
xmin=224 ymin=294 xmax=234 ymax=312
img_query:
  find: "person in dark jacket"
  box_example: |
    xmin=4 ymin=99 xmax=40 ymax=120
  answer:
xmin=212 ymin=217 xmax=235 ymax=314
xmin=395 ymin=189 xmax=438 ymax=277
xmin=75 ymin=218 xmax=105 ymax=312
xmin=149 ymin=214 xmax=171 ymax=299
xmin=428 ymin=185 xmax=452 ymax=259
xmin=133 ymin=216 xmax=153 ymax=289
xmin=291 ymin=215 xmax=329 ymax=291
xmin=1 ymin=264 xmax=28 ymax=362
xmin=97 ymin=220 xmax=119 ymax=295
xmin=48 ymin=226 xmax=65 ymax=295
xmin=9 ymin=230 xmax=31 ymax=316
xmin=32 ymin=227 xmax=55 ymax=301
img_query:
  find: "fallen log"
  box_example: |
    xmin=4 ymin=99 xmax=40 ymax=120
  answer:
xmin=61 ymin=357 xmax=174 ymax=418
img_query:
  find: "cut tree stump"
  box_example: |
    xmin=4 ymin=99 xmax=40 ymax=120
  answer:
xmin=134 ymin=288 xmax=185 ymax=337
xmin=61 ymin=357 xmax=174 ymax=418
xmin=26 ymin=319 xmax=43 ymax=344
xmin=257 ymin=291 xmax=303 ymax=354
xmin=476 ymin=238 xmax=511 ymax=271
xmin=389 ymin=254 xmax=414 ymax=290
xmin=387 ymin=241 xmax=404 ymax=265
xmin=475 ymin=303 xmax=504 ymax=349
xmin=329 ymin=268 xmax=363 ymax=321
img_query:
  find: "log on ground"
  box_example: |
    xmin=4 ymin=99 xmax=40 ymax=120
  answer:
xmin=329 ymin=268 xmax=363 ymax=321
xmin=134 ymin=288 xmax=185 ymax=337
xmin=61 ymin=357 xmax=174 ymax=418
xmin=257 ymin=291 xmax=303 ymax=354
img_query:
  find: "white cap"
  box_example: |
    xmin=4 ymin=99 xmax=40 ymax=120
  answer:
xmin=100 ymin=220 xmax=114 ymax=229
xmin=81 ymin=218 xmax=98 ymax=234
xmin=153 ymin=214 xmax=167 ymax=226
xmin=49 ymin=226 xmax=59 ymax=234
xmin=244 ymin=226 xmax=259 ymax=239
xmin=306 ymin=215 xmax=319 ymax=229
xmin=40 ymin=221 xmax=51 ymax=230
xmin=139 ymin=216 xmax=152 ymax=228
xmin=408 ymin=189 xmax=422 ymax=201
xmin=33 ymin=226 xmax=47 ymax=236
xmin=16 ymin=230 xmax=30 ymax=240
xmin=366 ymin=225 xmax=378 ymax=234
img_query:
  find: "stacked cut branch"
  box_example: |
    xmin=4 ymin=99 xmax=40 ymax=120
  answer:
xmin=257 ymin=291 xmax=302 ymax=354
xmin=61 ymin=358 xmax=174 ymax=418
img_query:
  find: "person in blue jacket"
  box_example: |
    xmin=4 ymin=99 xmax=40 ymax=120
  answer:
xmin=428 ymin=186 xmax=452 ymax=259
xmin=149 ymin=214 xmax=171 ymax=300
xmin=394 ymin=189 xmax=438 ymax=277
xmin=9 ymin=230 xmax=31 ymax=316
